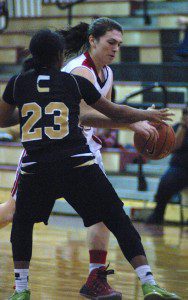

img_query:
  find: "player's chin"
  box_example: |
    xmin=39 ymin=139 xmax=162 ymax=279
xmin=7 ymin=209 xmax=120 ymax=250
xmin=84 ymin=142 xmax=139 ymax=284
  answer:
xmin=108 ymin=56 xmax=115 ymax=63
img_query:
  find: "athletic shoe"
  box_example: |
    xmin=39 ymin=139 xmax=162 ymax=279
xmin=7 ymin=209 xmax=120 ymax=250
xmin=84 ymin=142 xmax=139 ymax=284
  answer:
xmin=142 ymin=283 xmax=182 ymax=300
xmin=8 ymin=289 xmax=30 ymax=300
xmin=80 ymin=265 xmax=122 ymax=299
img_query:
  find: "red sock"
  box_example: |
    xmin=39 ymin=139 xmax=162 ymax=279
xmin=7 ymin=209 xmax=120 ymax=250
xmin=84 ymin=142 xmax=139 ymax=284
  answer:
xmin=89 ymin=250 xmax=107 ymax=264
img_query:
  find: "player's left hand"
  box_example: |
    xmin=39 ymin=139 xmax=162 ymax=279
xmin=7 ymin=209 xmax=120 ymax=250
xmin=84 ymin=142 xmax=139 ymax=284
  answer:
xmin=131 ymin=120 xmax=159 ymax=143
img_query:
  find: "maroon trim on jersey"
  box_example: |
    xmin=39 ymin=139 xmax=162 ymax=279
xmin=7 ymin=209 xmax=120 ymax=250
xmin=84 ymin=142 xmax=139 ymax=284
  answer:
xmin=83 ymin=52 xmax=108 ymax=89
xmin=11 ymin=171 xmax=20 ymax=198
xmin=11 ymin=149 xmax=27 ymax=198
xmin=92 ymin=134 xmax=102 ymax=146
xmin=83 ymin=51 xmax=98 ymax=77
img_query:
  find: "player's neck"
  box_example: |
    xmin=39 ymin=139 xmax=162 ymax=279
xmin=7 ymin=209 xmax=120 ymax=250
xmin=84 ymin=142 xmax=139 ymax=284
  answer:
xmin=89 ymin=51 xmax=104 ymax=73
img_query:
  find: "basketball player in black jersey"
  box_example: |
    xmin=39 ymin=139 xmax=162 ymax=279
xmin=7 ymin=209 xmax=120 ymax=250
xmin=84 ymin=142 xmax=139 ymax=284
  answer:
xmin=0 ymin=29 xmax=180 ymax=300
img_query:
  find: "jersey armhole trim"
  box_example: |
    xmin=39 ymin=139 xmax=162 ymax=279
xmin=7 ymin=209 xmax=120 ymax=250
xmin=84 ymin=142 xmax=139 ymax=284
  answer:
xmin=70 ymin=74 xmax=83 ymax=99
xmin=13 ymin=74 xmax=21 ymax=103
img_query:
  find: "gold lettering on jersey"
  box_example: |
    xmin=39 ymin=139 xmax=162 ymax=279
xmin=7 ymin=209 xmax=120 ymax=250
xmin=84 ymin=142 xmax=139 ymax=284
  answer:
xmin=21 ymin=102 xmax=69 ymax=142
xmin=45 ymin=102 xmax=69 ymax=139
xmin=21 ymin=103 xmax=42 ymax=142
xmin=37 ymin=75 xmax=50 ymax=93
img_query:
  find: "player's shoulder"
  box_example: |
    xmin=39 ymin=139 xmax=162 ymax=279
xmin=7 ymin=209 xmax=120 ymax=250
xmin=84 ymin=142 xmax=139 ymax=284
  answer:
xmin=59 ymin=69 xmax=75 ymax=82
xmin=18 ymin=69 xmax=36 ymax=81
xmin=8 ymin=74 xmax=19 ymax=82
xmin=6 ymin=73 xmax=22 ymax=88
xmin=62 ymin=53 xmax=86 ymax=72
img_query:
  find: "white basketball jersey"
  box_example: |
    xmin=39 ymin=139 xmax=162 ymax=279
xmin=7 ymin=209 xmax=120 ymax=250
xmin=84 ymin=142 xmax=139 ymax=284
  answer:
xmin=62 ymin=51 xmax=113 ymax=153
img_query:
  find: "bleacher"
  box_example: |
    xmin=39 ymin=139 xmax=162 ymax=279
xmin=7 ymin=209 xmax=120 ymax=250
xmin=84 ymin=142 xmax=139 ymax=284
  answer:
xmin=0 ymin=0 xmax=188 ymax=223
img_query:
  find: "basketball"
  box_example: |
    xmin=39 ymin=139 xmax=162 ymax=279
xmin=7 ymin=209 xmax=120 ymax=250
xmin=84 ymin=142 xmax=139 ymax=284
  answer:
xmin=134 ymin=122 xmax=175 ymax=160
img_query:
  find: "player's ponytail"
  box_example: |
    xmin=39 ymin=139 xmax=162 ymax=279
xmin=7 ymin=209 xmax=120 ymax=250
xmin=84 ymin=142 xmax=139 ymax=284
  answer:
xmin=57 ymin=22 xmax=89 ymax=59
xmin=58 ymin=18 xmax=122 ymax=59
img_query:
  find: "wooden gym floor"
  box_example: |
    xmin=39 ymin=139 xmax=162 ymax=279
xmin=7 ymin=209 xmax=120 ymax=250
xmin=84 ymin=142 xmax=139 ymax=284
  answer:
xmin=0 ymin=215 xmax=187 ymax=300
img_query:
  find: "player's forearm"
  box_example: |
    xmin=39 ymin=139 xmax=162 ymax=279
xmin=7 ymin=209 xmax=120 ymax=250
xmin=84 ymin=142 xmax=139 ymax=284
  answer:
xmin=92 ymin=98 xmax=173 ymax=124
xmin=104 ymin=103 xmax=148 ymax=123
xmin=80 ymin=113 xmax=133 ymax=129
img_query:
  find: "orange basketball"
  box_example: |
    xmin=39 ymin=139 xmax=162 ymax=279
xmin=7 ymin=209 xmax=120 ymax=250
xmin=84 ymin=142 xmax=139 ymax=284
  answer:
xmin=134 ymin=123 xmax=175 ymax=160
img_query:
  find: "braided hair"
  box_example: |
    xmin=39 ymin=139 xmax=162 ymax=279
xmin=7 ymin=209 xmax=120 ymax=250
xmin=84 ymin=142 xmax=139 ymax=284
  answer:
xmin=23 ymin=29 xmax=65 ymax=72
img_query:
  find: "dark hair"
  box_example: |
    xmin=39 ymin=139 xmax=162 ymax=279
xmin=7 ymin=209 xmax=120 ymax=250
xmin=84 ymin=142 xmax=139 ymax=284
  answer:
xmin=183 ymin=107 xmax=188 ymax=116
xmin=22 ymin=57 xmax=35 ymax=72
xmin=58 ymin=17 xmax=123 ymax=58
xmin=23 ymin=29 xmax=65 ymax=72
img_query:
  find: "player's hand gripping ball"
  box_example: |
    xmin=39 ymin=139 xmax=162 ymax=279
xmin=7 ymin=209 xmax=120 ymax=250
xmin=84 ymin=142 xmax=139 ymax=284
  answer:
xmin=134 ymin=122 xmax=175 ymax=160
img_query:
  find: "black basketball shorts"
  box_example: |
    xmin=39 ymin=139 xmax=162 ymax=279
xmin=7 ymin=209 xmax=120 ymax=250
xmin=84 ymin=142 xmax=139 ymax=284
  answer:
xmin=15 ymin=160 xmax=124 ymax=226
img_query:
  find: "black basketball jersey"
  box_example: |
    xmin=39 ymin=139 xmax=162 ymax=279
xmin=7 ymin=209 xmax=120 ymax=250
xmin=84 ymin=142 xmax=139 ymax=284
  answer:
xmin=3 ymin=68 xmax=101 ymax=160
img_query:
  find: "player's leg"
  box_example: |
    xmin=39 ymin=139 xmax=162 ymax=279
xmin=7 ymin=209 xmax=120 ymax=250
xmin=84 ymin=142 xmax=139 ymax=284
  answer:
xmin=98 ymin=171 xmax=181 ymax=300
xmin=103 ymin=205 xmax=181 ymax=300
xmin=87 ymin=151 xmax=109 ymax=267
xmin=87 ymin=149 xmax=110 ymax=265
xmin=87 ymin=221 xmax=109 ymax=269
xmin=85 ymin=150 xmax=118 ymax=298
xmin=146 ymin=166 xmax=188 ymax=224
xmin=64 ymin=162 xmax=122 ymax=299
xmin=0 ymin=196 xmax=15 ymax=229
xmin=0 ymin=150 xmax=25 ymax=229
xmin=85 ymin=223 xmax=112 ymax=297
xmin=66 ymin=164 xmax=181 ymax=300
xmin=9 ymin=169 xmax=36 ymax=300
xmin=9 ymin=160 xmax=58 ymax=300
xmin=9 ymin=215 xmax=33 ymax=300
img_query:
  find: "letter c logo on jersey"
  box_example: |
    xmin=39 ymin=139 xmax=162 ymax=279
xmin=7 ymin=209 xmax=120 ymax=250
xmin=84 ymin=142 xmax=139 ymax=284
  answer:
xmin=37 ymin=75 xmax=50 ymax=93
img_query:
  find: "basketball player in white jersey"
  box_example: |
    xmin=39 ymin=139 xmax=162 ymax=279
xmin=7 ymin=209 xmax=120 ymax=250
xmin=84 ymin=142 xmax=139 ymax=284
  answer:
xmin=0 ymin=18 xmax=179 ymax=300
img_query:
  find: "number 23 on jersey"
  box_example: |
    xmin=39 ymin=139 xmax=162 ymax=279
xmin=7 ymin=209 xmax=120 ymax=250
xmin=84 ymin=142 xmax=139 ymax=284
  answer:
xmin=21 ymin=102 xmax=69 ymax=142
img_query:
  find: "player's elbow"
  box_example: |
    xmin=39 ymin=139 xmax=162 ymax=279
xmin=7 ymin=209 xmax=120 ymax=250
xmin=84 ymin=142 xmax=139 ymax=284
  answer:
xmin=79 ymin=113 xmax=88 ymax=126
xmin=0 ymin=114 xmax=12 ymax=127
xmin=0 ymin=120 xmax=9 ymax=128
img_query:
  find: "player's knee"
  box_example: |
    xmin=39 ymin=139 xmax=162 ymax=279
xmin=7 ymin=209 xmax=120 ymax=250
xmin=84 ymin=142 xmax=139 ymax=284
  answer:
xmin=104 ymin=204 xmax=126 ymax=223
xmin=89 ymin=222 xmax=109 ymax=235
xmin=103 ymin=205 xmax=141 ymax=241
xmin=87 ymin=222 xmax=110 ymax=249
